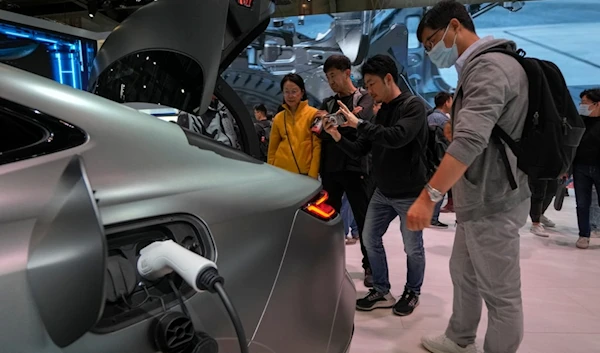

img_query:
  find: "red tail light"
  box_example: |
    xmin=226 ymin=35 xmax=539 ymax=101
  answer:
xmin=303 ymin=190 xmax=336 ymax=221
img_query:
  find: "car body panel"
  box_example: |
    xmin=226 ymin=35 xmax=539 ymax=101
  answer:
xmin=0 ymin=154 xmax=105 ymax=352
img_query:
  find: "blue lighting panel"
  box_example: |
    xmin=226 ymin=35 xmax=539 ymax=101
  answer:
xmin=0 ymin=21 xmax=97 ymax=90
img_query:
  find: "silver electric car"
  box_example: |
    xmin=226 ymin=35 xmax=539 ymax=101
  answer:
xmin=0 ymin=0 xmax=355 ymax=352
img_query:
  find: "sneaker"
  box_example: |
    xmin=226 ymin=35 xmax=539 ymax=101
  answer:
xmin=363 ymin=268 xmax=373 ymax=288
xmin=345 ymin=237 xmax=358 ymax=245
xmin=591 ymin=230 xmax=600 ymax=238
xmin=540 ymin=215 xmax=556 ymax=228
xmin=440 ymin=200 xmax=454 ymax=213
xmin=421 ymin=334 xmax=480 ymax=353
xmin=430 ymin=220 xmax=449 ymax=229
xmin=530 ymin=224 xmax=549 ymax=238
xmin=392 ymin=288 xmax=419 ymax=316
xmin=356 ymin=289 xmax=395 ymax=311
xmin=576 ymin=236 xmax=590 ymax=249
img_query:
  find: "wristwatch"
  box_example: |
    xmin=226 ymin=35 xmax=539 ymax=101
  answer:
xmin=425 ymin=184 xmax=444 ymax=203
xmin=356 ymin=119 xmax=365 ymax=128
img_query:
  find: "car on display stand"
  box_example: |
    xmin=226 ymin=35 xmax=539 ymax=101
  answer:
xmin=0 ymin=0 xmax=355 ymax=353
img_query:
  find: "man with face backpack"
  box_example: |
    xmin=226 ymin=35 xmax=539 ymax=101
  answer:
xmin=408 ymin=1 xmax=531 ymax=353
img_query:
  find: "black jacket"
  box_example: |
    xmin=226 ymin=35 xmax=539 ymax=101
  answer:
xmin=319 ymin=91 xmax=374 ymax=175
xmin=336 ymin=92 xmax=428 ymax=198
xmin=574 ymin=115 xmax=600 ymax=166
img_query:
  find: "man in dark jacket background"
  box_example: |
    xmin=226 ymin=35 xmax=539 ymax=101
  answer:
xmin=323 ymin=54 xmax=429 ymax=317
xmin=314 ymin=54 xmax=375 ymax=287
xmin=254 ymin=104 xmax=272 ymax=162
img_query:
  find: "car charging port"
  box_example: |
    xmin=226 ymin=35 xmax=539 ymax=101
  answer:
xmin=137 ymin=240 xmax=249 ymax=353
xmin=94 ymin=215 xmax=216 ymax=333
xmin=151 ymin=311 xmax=218 ymax=353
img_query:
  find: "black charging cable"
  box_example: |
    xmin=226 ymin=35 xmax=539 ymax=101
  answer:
xmin=196 ymin=268 xmax=249 ymax=353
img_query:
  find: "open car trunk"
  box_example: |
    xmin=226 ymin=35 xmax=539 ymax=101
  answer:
xmin=88 ymin=0 xmax=275 ymax=159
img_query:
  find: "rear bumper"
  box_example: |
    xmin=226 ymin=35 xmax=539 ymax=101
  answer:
xmin=251 ymin=211 xmax=356 ymax=353
xmin=333 ymin=270 xmax=356 ymax=353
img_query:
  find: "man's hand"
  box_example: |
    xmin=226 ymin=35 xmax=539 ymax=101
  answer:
xmin=352 ymin=106 xmax=363 ymax=115
xmin=407 ymin=190 xmax=437 ymax=231
xmin=322 ymin=116 xmax=342 ymax=142
xmin=444 ymin=122 xmax=453 ymax=142
xmin=336 ymin=100 xmax=360 ymax=128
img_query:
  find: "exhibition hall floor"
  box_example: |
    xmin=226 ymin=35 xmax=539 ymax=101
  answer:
xmin=346 ymin=195 xmax=600 ymax=353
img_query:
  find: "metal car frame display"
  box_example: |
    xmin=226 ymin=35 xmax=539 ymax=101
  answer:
xmin=224 ymin=1 xmax=530 ymax=114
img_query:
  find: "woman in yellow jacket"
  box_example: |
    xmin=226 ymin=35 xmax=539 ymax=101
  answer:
xmin=267 ymin=74 xmax=321 ymax=179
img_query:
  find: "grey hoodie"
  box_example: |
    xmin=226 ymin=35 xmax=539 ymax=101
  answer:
xmin=447 ymin=38 xmax=531 ymax=222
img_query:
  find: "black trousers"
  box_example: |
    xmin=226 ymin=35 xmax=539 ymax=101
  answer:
xmin=322 ymin=171 xmax=373 ymax=271
xmin=529 ymin=178 xmax=558 ymax=223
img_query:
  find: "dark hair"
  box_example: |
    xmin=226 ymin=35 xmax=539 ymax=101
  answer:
xmin=416 ymin=0 xmax=476 ymax=43
xmin=580 ymin=88 xmax=600 ymax=103
xmin=280 ymin=73 xmax=308 ymax=101
xmin=434 ymin=91 xmax=453 ymax=108
xmin=323 ymin=54 xmax=352 ymax=73
xmin=253 ymin=103 xmax=267 ymax=115
xmin=360 ymin=54 xmax=398 ymax=83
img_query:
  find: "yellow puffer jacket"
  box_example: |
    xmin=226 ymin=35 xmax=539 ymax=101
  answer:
xmin=267 ymin=101 xmax=321 ymax=178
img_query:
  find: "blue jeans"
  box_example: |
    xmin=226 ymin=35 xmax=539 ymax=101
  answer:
xmin=341 ymin=193 xmax=359 ymax=237
xmin=573 ymin=164 xmax=600 ymax=237
xmin=363 ymin=188 xmax=425 ymax=295
xmin=432 ymin=199 xmax=443 ymax=222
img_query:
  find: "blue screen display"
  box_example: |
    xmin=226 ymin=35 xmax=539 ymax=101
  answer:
xmin=0 ymin=21 xmax=97 ymax=90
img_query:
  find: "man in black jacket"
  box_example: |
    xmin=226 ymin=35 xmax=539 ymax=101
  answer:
xmin=324 ymin=54 xmax=428 ymax=316
xmin=314 ymin=54 xmax=375 ymax=287
xmin=254 ymin=104 xmax=272 ymax=162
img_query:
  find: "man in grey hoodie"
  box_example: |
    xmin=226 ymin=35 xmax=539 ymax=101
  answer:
xmin=407 ymin=1 xmax=531 ymax=353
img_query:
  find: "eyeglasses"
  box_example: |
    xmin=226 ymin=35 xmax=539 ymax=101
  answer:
xmin=423 ymin=27 xmax=443 ymax=52
xmin=283 ymin=90 xmax=301 ymax=96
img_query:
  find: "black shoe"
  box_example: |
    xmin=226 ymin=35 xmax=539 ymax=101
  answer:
xmin=363 ymin=268 xmax=373 ymax=288
xmin=356 ymin=289 xmax=396 ymax=311
xmin=430 ymin=220 xmax=448 ymax=229
xmin=392 ymin=289 xmax=419 ymax=316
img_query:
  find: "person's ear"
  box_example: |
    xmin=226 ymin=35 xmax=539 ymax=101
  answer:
xmin=449 ymin=18 xmax=461 ymax=33
xmin=384 ymin=73 xmax=393 ymax=86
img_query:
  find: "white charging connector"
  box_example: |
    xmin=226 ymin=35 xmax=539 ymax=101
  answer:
xmin=136 ymin=240 xmax=249 ymax=353
xmin=137 ymin=240 xmax=217 ymax=292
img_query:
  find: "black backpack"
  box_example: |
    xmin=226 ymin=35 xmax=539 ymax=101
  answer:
xmin=425 ymin=124 xmax=449 ymax=177
xmin=255 ymin=120 xmax=272 ymax=162
xmin=465 ymin=48 xmax=586 ymax=189
xmin=399 ymin=96 xmax=447 ymax=178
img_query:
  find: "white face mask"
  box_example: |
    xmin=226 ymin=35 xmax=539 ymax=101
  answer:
xmin=579 ymin=103 xmax=593 ymax=116
xmin=427 ymin=25 xmax=459 ymax=69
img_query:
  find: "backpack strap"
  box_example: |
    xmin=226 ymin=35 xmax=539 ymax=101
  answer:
xmin=326 ymin=98 xmax=336 ymax=113
xmin=491 ymin=127 xmax=518 ymax=190
xmin=352 ymin=88 xmax=367 ymax=110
